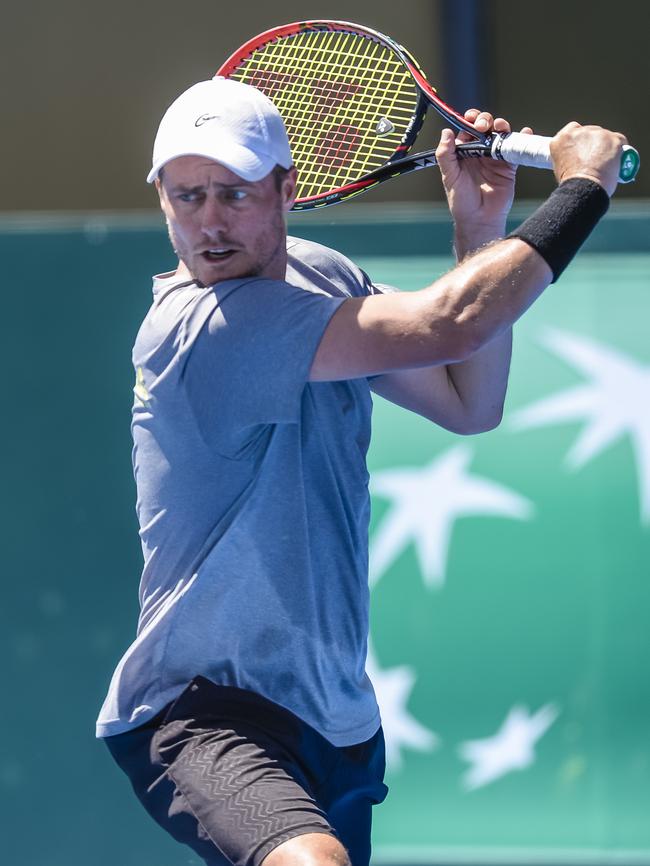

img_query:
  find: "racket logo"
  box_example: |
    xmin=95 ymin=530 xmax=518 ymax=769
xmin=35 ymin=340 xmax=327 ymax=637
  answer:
xmin=238 ymin=67 xmax=362 ymax=125
xmin=375 ymin=117 xmax=395 ymax=137
xmin=311 ymin=79 xmax=362 ymax=118
xmin=314 ymin=124 xmax=361 ymax=168
xmin=620 ymin=147 xmax=640 ymax=183
xmin=244 ymin=69 xmax=300 ymax=99
xmin=412 ymin=155 xmax=438 ymax=170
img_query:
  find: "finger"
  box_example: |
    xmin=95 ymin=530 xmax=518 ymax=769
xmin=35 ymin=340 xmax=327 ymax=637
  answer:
xmin=436 ymin=127 xmax=457 ymax=164
xmin=519 ymin=126 xmax=534 ymax=135
xmin=474 ymin=112 xmax=494 ymax=133
xmin=458 ymin=108 xmax=481 ymax=144
xmin=493 ymin=117 xmax=511 ymax=134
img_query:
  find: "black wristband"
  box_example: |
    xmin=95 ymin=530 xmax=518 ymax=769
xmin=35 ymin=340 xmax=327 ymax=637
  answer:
xmin=508 ymin=177 xmax=610 ymax=282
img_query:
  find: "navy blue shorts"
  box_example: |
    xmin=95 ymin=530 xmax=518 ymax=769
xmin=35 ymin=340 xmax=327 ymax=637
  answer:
xmin=105 ymin=677 xmax=388 ymax=866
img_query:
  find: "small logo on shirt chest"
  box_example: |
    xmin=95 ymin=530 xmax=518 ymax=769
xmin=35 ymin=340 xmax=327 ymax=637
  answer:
xmin=134 ymin=366 xmax=152 ymax=408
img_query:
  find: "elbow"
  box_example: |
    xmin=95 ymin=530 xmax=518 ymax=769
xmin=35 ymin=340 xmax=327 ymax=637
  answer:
xmin=419 ymin=405 xmax=504 ymax=435
xmin=458 ymin=403 xmax=505 ymax=435
xmin=467 ymin=408 xmax=504 ymax=434
xmin=434 ymin=400 xmax=505 ymax=436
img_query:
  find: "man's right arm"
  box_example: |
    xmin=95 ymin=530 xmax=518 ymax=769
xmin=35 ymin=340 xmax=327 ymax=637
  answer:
xmin=309 ymin=122 xmax=627 ymax=386
xmin=309 ymin=235 xmax=550 ymax=381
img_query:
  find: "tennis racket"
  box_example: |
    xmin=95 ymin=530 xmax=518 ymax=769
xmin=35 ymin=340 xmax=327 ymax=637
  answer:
xmin=216 ymin=20 xmax=640 ymax=210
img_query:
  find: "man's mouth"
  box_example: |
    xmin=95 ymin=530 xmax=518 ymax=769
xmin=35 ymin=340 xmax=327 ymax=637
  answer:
xmin=202 ymin=248 xmax=236 ymax=263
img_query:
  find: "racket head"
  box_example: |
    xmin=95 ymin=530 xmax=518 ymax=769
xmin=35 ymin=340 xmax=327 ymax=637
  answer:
xmin=216 ymin=21 xmax=442 ymax=209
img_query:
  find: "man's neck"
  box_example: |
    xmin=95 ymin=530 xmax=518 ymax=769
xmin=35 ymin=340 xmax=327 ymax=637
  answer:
xmin=174 ymin=260 xmax=193 ymax=281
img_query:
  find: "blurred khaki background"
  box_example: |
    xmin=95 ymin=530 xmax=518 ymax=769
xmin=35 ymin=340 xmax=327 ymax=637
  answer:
xmin=3 ymin=0 xmax=648 ymax=212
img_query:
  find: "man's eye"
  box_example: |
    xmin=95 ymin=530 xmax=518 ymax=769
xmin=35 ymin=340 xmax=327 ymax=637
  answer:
xmin=178 ymin=192 xmax=202 ymax=203
xmin=227 ymin=189 xmax=248 ymax=201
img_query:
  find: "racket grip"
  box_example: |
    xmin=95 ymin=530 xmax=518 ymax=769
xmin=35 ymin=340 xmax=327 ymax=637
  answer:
xmin=492 ymin=132 xmax=640 ymax=184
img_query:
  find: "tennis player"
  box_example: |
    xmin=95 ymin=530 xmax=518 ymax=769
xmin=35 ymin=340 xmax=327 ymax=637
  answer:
xmin=97 ymin=78 xmax=625 ymax=866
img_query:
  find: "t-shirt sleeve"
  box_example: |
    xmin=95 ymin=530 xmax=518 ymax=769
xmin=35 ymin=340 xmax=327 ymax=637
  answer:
xmin=182 ymin=277 xmax=345 ymax=452
xmin=285 ymin=238 xmax=399 ymax=300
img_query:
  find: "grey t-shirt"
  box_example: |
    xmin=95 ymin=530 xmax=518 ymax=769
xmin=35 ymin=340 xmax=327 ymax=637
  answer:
xmin=96 ymin=237 xmax=391 ymax=745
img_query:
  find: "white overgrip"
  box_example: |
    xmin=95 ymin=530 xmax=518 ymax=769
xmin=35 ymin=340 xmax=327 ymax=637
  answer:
xmin=491 ymin=132 xmax=640 ymax=183
xmin=491 ymin=131 xmax=552 ymax=170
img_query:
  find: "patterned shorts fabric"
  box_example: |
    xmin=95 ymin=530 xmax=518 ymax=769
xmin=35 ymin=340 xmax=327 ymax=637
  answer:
xmin=105 ymin=677 xmax=388 ymax=866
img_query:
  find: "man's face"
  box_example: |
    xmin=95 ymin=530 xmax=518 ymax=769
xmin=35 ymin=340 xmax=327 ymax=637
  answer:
xmin=156 ymin=157 xmax=297 ymax=286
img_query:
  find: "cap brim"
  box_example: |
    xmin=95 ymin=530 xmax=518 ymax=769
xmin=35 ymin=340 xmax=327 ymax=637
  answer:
xmin=147 ymin=141 xmax=277 ymax=184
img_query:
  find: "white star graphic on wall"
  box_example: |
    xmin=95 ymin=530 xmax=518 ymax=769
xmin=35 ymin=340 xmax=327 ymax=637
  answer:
xmin=458 ymin=703 xmax=559 ymax=791
xmin=511 ymin=328 xmax=650 ymax=524
xmin=369 ymin=445 xmax=534 ymax=589
xmin=366 ymin=644 xmax=439 ymax=770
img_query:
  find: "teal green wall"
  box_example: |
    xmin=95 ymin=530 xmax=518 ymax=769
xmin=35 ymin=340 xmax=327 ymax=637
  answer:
xmin=2 ymin=209 xmax=648 ymax=865
xmin=365 ymin=250 xmax=650 ymax=864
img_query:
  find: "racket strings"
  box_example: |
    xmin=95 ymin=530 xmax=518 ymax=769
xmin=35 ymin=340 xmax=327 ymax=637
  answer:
xmin=228 ymin=29 xmax=419 ymax=199
xmin=259 ymin=31 xmax=415 ymax=176
xmin=268 ymin=33 xmax=408 ymax=188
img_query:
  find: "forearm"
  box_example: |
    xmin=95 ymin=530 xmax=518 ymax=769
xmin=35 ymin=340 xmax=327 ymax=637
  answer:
xmin=453 ymin=218 xmax=507 ymax=263
xmin=415 ymin=237 xmax=551 ymax=364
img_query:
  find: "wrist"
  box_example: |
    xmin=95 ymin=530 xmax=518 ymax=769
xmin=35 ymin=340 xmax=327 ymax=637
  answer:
xmin=507 ymin=177 xmax=610 ymax=282
xmin=453 ymin=219 xmax=507 ymax=260
xmin=556 ymin=171 xmax=611 ymax=197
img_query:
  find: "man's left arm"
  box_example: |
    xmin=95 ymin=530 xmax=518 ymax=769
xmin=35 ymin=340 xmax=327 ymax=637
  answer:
xmin=370 ymin=110 xmax=529 ymax=434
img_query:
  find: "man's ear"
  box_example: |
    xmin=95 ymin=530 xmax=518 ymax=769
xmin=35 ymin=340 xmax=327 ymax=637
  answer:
xmin=154 ymin=176 xmax=168 ymax=213
xmin=282 ymin=166 xmax=298 ymax=212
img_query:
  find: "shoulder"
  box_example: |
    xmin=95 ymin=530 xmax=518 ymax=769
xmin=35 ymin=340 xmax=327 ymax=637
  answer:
xmin=286 ymin=236 xmax=377 ymax=298
xmin=286 ymin=236 xmax=359 ymax=272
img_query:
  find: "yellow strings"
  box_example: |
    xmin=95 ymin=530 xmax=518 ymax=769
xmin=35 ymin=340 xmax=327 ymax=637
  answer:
xmin=231 ymin=30 xmax=418 ymax=199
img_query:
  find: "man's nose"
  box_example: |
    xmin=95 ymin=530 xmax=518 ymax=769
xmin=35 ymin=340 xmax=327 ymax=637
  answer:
xmin=200 ymin=196 xmax=229 ymax=237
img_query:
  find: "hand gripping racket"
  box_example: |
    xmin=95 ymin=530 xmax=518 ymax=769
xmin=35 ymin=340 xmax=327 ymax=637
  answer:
xmin=216 ymin=20 xmax=640 ymax=211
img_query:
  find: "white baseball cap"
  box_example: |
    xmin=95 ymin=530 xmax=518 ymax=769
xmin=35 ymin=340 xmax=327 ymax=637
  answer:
xmin=147 ymin=77 xmax=293 ymax=184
